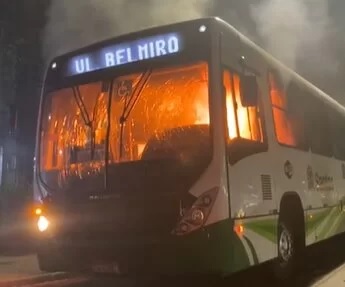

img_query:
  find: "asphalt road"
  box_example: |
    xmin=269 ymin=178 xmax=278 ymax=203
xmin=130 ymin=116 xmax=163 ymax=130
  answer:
xmin=0 ymin=254 xmax=42 ymax=282
xmin=2 ymin=234 xmax=345 ymax=287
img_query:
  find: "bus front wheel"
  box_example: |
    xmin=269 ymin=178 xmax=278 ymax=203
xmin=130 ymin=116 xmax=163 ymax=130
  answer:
xmin=274 ymin=200 xmax=305 ymax=279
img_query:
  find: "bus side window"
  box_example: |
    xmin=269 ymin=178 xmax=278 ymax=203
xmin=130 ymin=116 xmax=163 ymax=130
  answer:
xmin=330 ymin=112 xmax=345 ymax=160
xmin=223 ymin=70 xmax=263 ymax=142
xmin=337 ymin=120 xmax=345 ymax=160
xmin=269 ymin=71 xmax=307 ymax=149
xmin=306 ymin=99 xmax=332 ymax=156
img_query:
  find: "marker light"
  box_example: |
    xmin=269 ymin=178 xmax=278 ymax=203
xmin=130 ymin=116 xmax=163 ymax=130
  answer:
xmin=51 ymin=62 xmax=57 ymax=69
xmin=199 ymin=25 xmax=207 ymax=33
xmin=35 ymin=208 xmax=42 ymax=216
xmin=234 ymin=224 xmax=245 ymax=236
xmin=37 ymin=215 xmax=49 ymax=232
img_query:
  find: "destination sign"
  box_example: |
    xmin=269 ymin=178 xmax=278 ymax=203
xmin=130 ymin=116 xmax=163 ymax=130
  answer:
xmin=65 ymin=33 xmax=183 ymax=76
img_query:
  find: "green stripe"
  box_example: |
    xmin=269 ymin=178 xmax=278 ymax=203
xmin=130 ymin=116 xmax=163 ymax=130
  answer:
xmin=244 ymin=218 xmax=277 ymax=243
xmin=174 ymin=219 xmax=252 ymax=275
xmin=318 ymin=208 xmax=339 ymax=240
xmin=327 ymin=211 xmax=345 ymax=237
xmin=335 ymin=212 xmax=345 ymax=234
xmin=305 ymin=209 xmax=331 ymax=236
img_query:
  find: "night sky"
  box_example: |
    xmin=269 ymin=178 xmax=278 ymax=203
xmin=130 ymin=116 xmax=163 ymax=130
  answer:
xmin=215 ymin=0 xmax=345 ymax=104
xmin=0 ymin=0 xmax=344 ymax=181
xmin=0 ymin=0 xmax=47 ymax=181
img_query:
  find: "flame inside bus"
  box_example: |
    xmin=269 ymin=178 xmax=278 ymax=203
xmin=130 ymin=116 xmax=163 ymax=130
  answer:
xmin=41 ymin=60 xmax=266 ymax=179
xmin=40 ymin=62 xmax=212 ymax=176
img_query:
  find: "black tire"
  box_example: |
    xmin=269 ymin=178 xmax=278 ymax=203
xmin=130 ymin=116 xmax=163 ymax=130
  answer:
xmin=274 ymin=211 xmax=305 ymax=280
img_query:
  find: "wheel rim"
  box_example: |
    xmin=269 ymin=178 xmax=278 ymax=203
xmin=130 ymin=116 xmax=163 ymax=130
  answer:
xmin=279 ymin=227 xmax=293 ymax=263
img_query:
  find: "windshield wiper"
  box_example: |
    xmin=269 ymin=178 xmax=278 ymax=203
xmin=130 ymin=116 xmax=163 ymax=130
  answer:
xmin=104 ymin=79 xmax=115 ymax=190
xmin=72 ymin=86 xmax=95 ymax=158
xmin=118 ymin=69 xmax=152 ymax=160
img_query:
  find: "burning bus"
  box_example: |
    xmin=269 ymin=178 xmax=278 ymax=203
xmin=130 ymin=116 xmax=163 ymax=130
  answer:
xmin=33 ymin=17 xmax=345 ymax=278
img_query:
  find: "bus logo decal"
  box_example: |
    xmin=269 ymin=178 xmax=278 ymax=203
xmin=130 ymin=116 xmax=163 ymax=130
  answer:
xmin=284 ymin=160 xmax=293 ymax=179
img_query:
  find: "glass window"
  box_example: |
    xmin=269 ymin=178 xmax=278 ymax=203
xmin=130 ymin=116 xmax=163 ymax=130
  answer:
xmin=223 ymin=70 xmax=263 ymax=142
xmin=108 ymin=62 xmax=210 ymax=163
xmin=269 ymin=71 xmax=307 ymax=149
xmin=306 ymin=99 xmax=332 ymax=156
xmin=330 ymin=112 xmax=345 ymax=160
xmin=40 ymin=82 xmax=108 ymax=172
xmin=40 ymin=62 xmax=211 ymax=189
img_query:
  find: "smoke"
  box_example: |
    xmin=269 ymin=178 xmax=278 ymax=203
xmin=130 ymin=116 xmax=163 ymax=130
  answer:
xmin=250 ymin=0 xmax=338 ymax=74
xmin=43 ymin=0 xmax=210 ymax=62
xmin=43 ymin=1 xmax=344 ymax=100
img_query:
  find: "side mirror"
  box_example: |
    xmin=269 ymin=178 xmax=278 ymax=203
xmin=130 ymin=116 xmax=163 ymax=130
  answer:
xmin=240 ymin=75 xmax=258 ymax=107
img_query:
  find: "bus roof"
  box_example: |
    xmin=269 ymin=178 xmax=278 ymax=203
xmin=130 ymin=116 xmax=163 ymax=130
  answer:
xmin=214 ymin=17 xmax=345 ymax=116
xmin=52 ymin=17 xmax=215 ymax=62
xmin=52 ymin=16 xmax=345 ymax=116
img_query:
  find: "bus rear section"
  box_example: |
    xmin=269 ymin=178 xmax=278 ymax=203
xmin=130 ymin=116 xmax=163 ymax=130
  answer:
xmin=33 ymin=19 xmax=233 ymax=275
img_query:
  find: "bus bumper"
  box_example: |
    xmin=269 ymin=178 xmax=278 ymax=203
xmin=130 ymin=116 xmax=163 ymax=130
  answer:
xmin=36 ymin=223 xmax=235 ymax=275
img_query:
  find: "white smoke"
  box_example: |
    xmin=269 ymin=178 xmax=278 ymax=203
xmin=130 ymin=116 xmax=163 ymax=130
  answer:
xmin=43 ymin=0 xmax=210 ymax=62
xmin=250 ymin=0 xmax=338 ymax=73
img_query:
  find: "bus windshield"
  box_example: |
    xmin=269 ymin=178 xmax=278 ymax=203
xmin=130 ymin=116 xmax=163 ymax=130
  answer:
xmin=39 ymin=62 xmax=211 ymax=190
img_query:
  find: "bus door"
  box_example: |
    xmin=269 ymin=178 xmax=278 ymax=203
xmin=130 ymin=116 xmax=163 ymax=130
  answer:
xmin=221 ymin=34 xmax=277 ymax=265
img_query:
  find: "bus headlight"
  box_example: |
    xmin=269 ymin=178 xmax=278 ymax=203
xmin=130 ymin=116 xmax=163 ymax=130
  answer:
xmin=173 ymin=187 xmax=218 ymax=236
xmin=37 ymin=215 xmax=50 ymax=232
xmin=191 ymin=208 xmax=205 ymax=225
